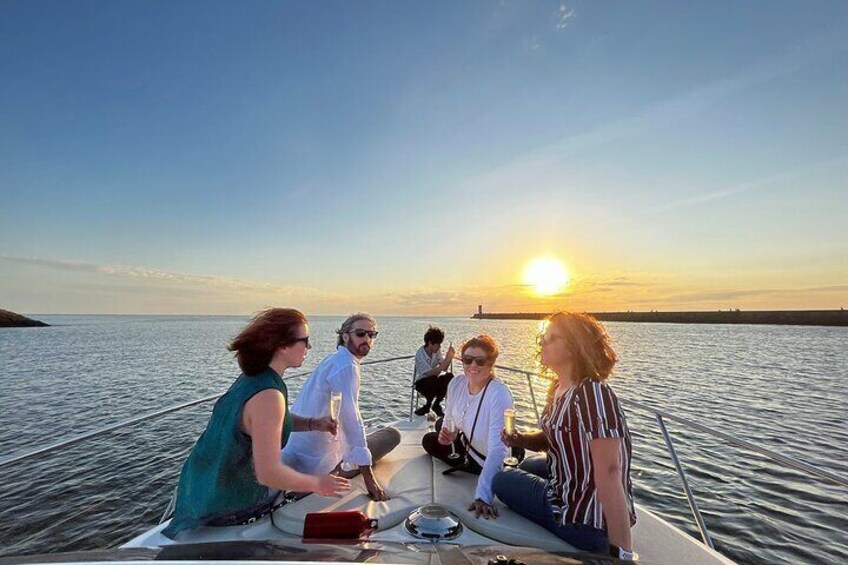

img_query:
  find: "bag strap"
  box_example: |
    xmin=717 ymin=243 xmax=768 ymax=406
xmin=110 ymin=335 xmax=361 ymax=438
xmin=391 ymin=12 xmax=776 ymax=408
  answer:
xmin=462 ymin=378 xmax=492 ymax=461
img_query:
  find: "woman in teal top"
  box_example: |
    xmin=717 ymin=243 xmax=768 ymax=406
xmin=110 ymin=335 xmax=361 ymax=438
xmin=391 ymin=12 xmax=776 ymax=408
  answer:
xmin=164 ymin=308 xmax=351 ymax=538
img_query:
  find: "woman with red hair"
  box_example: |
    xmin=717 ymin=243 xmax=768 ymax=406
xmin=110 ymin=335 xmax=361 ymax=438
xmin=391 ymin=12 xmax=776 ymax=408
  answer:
xmin=163 ymin=308 xmax=350 ymax=538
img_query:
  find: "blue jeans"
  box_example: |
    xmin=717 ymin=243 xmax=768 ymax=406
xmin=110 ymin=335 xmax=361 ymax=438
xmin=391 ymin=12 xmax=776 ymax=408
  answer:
xmin=492 ymin=455 xmax=608 ymax=553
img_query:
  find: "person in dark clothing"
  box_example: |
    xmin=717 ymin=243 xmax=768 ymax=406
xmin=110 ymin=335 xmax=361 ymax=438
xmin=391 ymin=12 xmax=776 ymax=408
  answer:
xmin=412 ymin=326 xmax=455 ymax=416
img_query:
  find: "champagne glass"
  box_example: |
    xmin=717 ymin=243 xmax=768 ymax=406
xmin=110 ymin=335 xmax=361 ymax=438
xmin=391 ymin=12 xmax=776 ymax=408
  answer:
xmin=329 ymin=391 xmax=342 ymax=441
xmin=444 ymin=417 xmax=461 ymax=460
xmin=503 ymin=408 xmax=519 ymax=466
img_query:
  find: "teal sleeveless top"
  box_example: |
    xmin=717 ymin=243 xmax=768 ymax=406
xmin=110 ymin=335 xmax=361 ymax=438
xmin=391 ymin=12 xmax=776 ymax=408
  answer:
xmin=163 ymin=367 xmax=293 ymax=538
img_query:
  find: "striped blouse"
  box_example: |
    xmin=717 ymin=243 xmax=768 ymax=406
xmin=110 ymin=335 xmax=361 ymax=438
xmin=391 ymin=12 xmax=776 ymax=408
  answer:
xmin=541 ymin=379 xmax=637 ymax=531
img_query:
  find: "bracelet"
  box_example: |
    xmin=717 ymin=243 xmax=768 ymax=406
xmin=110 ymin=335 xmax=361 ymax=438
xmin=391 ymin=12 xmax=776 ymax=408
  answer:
xmin=609 ymin=545 xmax=635 ymax=560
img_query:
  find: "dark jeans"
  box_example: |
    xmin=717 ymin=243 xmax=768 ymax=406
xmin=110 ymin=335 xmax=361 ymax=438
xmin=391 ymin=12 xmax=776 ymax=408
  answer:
xmin=415 ymin=372 xmax=454 ymax=404
xmin=492 ymin=455 xmax=608 ymax=553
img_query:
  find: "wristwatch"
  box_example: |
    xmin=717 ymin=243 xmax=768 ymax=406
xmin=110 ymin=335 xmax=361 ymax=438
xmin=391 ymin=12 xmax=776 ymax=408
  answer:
xmin=609 ymin=544 xmax=635 ymax=560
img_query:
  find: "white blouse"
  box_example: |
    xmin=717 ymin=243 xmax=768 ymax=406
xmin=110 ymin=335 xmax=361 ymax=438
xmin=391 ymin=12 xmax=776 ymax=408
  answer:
xmin=444 ymin=374 xmax=514 ymax=504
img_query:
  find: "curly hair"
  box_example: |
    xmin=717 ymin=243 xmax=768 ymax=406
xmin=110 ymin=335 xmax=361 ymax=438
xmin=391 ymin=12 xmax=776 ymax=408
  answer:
xmin=536 ymin=312 xmax=617 ymax=384
xmin=423 ymin=326 xmax=445 ymax=346
xmin=228 ymin=308 xmax=307 ymax=376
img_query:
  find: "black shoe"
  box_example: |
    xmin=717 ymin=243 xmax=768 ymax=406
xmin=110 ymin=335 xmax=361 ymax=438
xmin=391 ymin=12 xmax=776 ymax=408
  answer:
xmin=414 ymin=405 xmax=431 ymax=416
xmin=432 ymin=403 xmax=444 ymax=417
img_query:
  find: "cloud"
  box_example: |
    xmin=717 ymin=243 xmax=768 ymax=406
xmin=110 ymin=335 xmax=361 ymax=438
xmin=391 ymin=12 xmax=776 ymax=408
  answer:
xmin=603 ymin=277 xmax=652 ymax=288
xmin=388 ymin=283 xmax=526 ymax=309
xmin=805 ymin=285 xmax=848 ymax=293
xmin=555 ymin=5 xmax=575 ymax=31
xmin=529 ymin=36 xmax=541 ymax=51
xmin=0 ymin=255 xmax=335 ymax=299
xmin=391 ymin=290 xmax=475 ymax=308
xmin=531 ymin=274 xmax=658 ymax=298
xmin=600 ymin=283 xmax=848 ymax=310
xmin=0 ymin=255 xmax=101 ymax=274
xmin=485 ymin=0 xmax=523 ymax=34
xmin=457 ymin=25 xmax=848 ymax=199
xmin=5 ymin=255 xmax=843 ymax=314
xmin=636 ymin=155 xmax=848 ymax=219
xmin=385 ymin=274 xmax=659 ymax=311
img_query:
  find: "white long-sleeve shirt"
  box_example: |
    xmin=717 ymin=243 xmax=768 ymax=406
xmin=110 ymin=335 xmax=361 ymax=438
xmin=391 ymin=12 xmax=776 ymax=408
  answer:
xmin=444 ymin=374 xmax=514 ymax=504
xmin=281 ymin=346 xmax=372 ymax=475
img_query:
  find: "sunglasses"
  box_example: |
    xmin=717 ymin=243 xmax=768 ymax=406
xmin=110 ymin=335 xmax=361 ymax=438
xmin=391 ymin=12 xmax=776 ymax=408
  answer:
xmin=292 ymin=336 xmax=311 ymax=347
xmin=537 ymin=333 xmax=565 ymax=346
xmin=461 ymin=355 xmax=489 ymax=367
xmin=349 ymin=329 xmax=379 ymax=339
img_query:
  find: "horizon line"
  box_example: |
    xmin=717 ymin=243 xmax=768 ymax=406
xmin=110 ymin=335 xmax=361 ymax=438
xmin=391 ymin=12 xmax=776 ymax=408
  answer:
xmin=18 ymin=307 xmax=847 ymax=317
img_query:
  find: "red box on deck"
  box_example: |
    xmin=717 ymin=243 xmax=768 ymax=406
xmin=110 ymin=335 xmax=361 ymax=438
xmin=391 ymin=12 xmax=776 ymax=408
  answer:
xmin=303 ymin=510 xmax=379 ymax=540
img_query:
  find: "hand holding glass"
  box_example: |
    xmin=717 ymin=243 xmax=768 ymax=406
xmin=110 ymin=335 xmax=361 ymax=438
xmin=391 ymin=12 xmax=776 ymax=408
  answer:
xmin=444 ymin=417 xmax=461 ymax=460
xmin=503 ymin=408 xmax=519 ymax=466
xmin=329 ymin=392 xmax=342 ymax=441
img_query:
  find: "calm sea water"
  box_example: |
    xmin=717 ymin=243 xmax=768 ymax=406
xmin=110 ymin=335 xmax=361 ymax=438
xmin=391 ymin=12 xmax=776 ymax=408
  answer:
xmin=1 ymin=315 xmax=846 ymax=563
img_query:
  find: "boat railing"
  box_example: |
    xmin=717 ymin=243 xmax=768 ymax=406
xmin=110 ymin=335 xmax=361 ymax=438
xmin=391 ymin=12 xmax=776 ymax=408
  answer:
xmin=476 ymin=362 xmax=848 ymax=550
xmin=2 ymin=353 xmax=846 ymax=555
xmin=0 ymin=354 xmax=416 ymax=470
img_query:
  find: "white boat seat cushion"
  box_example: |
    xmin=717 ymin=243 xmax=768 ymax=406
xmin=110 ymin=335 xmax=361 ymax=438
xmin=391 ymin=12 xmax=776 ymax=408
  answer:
xmin=273 ymin=441 xmax=433 ymax=536
xmin=431 ymin=458 xmax=577 ymax=553
xmin=274 ymin=424 xmax=575 ymax=553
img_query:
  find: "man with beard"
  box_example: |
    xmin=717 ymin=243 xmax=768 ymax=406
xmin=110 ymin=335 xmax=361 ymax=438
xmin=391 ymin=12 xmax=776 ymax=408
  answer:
xmin=282 ymin=313 xmax=400 ymax=501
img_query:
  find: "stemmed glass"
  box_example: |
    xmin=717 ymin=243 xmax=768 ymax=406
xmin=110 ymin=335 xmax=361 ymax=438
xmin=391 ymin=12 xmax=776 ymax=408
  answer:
xmin=329 ymin=391 xmax=342 ymax=441
xmin=444 ymin=417 xmax=461 ymax=461
xmin=503 ymin=408 xmax=519 ymax=466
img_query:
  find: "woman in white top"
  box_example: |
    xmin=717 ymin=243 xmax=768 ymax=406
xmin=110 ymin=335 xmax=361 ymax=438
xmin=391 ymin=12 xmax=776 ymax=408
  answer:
xmin=421 ymin=334 xmax=514 ymax=519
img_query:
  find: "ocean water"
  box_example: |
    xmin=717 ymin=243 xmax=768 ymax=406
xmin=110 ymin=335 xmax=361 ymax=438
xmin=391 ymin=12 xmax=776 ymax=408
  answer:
xmin=0 ymin=315 xmax=846 ymax=563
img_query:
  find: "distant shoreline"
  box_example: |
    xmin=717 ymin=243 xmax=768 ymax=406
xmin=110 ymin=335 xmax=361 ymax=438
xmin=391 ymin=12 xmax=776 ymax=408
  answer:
xmin=5 ymin=311 xmax=847 ymax=327
xmin=472 ymin=309 xmax=848 ymax=327
xmin=0 ymin=308 xmax=49 ymax=328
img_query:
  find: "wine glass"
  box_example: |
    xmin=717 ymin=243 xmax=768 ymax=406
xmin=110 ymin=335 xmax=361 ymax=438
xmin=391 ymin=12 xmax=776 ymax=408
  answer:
xmin=444 ymin=417 xmax=461 ymax=461
xmin=329 ymin=391 xmax=342 ymax=441
xmin=503 ymin=408 xmax=519 ymax=466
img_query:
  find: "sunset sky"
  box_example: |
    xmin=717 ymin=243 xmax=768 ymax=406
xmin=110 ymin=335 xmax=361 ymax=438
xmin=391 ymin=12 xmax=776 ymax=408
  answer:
xmin=1 ymin=2 xmax=846 ymax=315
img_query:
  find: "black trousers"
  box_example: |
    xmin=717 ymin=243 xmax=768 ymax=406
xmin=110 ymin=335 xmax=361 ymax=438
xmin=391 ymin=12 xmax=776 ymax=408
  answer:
xmin=421 ymin=421 xmax=482 ymax=475
xmin=415 ymin=372 xmax=454 ymax=404
xmin=423 ymin=418 xmax=524 ymax=472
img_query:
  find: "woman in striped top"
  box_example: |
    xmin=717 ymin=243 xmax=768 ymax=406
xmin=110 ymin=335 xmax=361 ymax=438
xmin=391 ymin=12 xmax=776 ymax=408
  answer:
xmin=492 ymin=312 xmax=636 ymax=559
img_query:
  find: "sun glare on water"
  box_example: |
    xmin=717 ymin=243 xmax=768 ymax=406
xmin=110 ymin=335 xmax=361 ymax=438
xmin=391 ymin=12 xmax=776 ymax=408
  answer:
xmin=523 ymin=257 xmax=570 ymax=296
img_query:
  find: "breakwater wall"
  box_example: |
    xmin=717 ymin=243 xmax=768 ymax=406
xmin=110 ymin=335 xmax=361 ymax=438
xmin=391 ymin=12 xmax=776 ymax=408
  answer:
xmin=472 ymin=310 xmax=848 ymax=327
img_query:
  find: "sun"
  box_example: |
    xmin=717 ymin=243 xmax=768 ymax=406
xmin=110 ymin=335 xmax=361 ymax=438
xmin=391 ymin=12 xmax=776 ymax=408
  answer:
xmin=523 ymin=257 xmax=570 ymax=296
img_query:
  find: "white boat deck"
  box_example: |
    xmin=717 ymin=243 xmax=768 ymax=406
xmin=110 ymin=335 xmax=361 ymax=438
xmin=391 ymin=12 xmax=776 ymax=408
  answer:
xmin=125 ymin=419 xmax=735 ymax=564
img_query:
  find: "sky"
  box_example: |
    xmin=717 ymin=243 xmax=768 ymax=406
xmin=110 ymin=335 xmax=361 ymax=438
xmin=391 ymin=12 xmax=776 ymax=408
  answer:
xmin=1 ymin=1 xmax=846 ymax=315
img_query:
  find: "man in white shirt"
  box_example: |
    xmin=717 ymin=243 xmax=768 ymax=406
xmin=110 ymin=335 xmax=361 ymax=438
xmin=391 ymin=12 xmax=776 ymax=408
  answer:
xmin=412 ymin=326 xmax=455 ymax=416
xmin=282 ymin=313 xmax=400 ymax=501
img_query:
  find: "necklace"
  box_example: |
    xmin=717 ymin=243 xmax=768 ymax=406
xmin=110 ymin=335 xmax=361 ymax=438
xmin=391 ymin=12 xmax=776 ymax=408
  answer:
xmin=460 ymin=377 xmax=492 ymax=422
